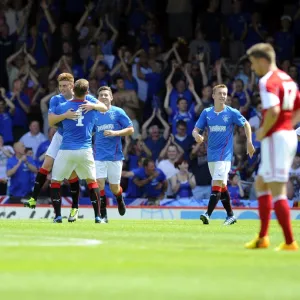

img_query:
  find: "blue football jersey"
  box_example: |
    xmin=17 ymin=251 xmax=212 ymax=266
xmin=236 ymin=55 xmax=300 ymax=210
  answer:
xmin=195 ymin=105 xmax=246 ymax=162
xmin=54 ymin=99 xmax=99 ymax=150
xmin=48 ymin=94 xmax=98 ymax=135
xmin=94 ymin=106 xmax=133 ymax=161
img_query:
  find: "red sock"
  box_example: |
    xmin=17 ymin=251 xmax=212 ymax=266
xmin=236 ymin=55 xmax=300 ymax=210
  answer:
xmin=258 ymin=192 xmax=272 ymax=238
xmin=274 ymin=197 xmax=294 ymax=245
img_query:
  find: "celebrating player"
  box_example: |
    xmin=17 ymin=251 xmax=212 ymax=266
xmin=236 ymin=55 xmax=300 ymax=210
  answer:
xmin=192 ymin=84 xmax=255 ymax=225
xmin=50 ymin=79 xmax=102 ymax=223
xmin=80 ymin=86 xmax=133 ymax=223
xmin=24 ymin=73 xmax=107 ymax=223
xmin=245 ymin=43 xmax=299 ymax=251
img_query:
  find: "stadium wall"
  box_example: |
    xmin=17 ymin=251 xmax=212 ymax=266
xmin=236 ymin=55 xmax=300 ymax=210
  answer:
xmin=1 ymin=205 xmax=300 ymax=220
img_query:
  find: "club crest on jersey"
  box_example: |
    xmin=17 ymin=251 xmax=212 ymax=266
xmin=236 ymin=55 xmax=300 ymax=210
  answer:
xmin=222 ymin=115 xmax=229 ymax=123
xmin=108 ymin=111 xmax=116 ymax=120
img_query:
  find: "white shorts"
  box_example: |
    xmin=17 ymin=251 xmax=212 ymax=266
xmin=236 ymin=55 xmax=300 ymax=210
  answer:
xmin=208 ymin=161 xmax=231 ymax=184
xmin=258 ymin=130 xmax=297 ymax=183
xmin=95 ymin=160 xmax=123 ymax=184
xmin=45 ymin=131 xmax=62 ymax=159
xmin=52 ymin=148 xmax=96 ymax=181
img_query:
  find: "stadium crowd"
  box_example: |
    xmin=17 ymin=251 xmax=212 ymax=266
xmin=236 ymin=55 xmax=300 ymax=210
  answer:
xmin=0 ymin=0 xmax=300 ymax=205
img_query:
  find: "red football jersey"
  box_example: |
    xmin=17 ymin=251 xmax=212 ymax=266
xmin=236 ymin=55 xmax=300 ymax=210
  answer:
xmin=259 ymin=69 xmax=299 ymax=137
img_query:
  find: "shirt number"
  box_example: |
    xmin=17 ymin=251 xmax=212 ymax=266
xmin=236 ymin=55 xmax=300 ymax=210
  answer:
xmin=76 ymin=109 xmax=84 ymax=127
xmin=282 ymin=81 xmax=297 ymax=110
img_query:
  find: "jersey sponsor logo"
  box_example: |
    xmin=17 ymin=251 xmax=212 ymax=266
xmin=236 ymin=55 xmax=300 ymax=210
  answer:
xmin=97 ymin=124 xmax=114 ymax=131
xmin=209 ymin=125 xmax=226 ymax=132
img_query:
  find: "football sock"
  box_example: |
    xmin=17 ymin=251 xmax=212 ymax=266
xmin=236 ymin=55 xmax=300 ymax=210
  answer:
xmin=32 ymin=168 xmax=49 ymax=200
xmin=258 ymin=192 xmax=272 ymax=238
xmin=50 ymin=182 xmax=61 ymax=217
xmin=100 ymin=190 xmax=107 ymax=218
xmin=207 ymin=186 xmax=221 ymax=217
xmin=88 ymin=182 xmax=100 ymax=218
xmin=274 ymin=197 xmax=294 ymax=245
xmin=69 ymin=177 xmax=80 ymax=209
xmin=221 ymin=187 xmax=234 ymax=217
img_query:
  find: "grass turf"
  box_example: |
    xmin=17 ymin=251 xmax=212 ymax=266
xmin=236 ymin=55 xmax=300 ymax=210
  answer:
xmin=0 ymin=219 xmax=300 ymax=300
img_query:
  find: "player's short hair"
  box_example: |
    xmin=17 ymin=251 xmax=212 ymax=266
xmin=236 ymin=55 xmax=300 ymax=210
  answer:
xmin=212 ymin=84 xmax=228 ymax=94
xmin=73 ymin=79 xmax=89 ymax=97
xmin=97 ymin=86 xmax=112 ymax=96
xmin=57 ymin=73 xmax=74 ymax=83
xmin=246 ymin=43 xmax=276 ymax=64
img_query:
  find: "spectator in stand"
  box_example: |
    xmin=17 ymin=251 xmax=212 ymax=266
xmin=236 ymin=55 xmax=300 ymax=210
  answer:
xmin=0 ymin=135 xmax=14 ymax=195
xmin=6 ymin=141 xmax=37 ymax=197
xmin=249 ymin=101 xmax=262 ymax=131
xmin=170 ymin=159 xmax=196 ymax=199
xmin=157 ymin=136 xmax=184 ymax=197
xmin=173 ymin=120 xmax=194 ymax=161
xmin=227 ymin=173 xmax=245 ymax=206
xmin=275 ymin=15 xmax=294 ymax=62
xmin=164 ymin=76 xmax=202 ymax=135
xmin=6 ymin=78 xmax=30 ymax=139
xmin=133 ymin=158 xmax=167 ymax=205
xmin=189 ymin=140 xmax=212 ymax=200
xmin=123 ymin=135 xmax=152 ymax=171
xmin=122 ymin=157 xmax=145 ymax=199
xmin=0 ymin=89 xmax=15 ymax=145
xmin=19 ymin=120 xmax=47 ymax=157
xmin=141 ymin=108 xmax=170 ymax=162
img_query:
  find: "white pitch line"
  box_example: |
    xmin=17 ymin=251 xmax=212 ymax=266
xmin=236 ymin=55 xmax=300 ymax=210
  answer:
xmin=0 ymin=235 xmax=102 ymax=247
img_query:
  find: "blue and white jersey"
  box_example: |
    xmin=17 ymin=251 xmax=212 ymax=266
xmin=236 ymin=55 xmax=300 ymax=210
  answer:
xmin=195 ymin=105 xmax=246 ymax=162
xmin=48 ymin=94 xmax=98 ymax=135
xmin=54 ymin=99 xmax=99 ymax=150
xmin=94 ymin=106 xmax=133 ymax=161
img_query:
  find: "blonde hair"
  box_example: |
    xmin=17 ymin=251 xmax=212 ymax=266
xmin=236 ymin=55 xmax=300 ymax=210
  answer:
xmin=246 ymin=43 xmax=276 ymax=64
xmin=57 ymin=73 xmax=74 ymax=83
xmin=212 ymin=84 xmax=227 ymax=94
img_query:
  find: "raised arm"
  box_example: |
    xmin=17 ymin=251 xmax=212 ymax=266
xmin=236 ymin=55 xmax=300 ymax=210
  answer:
xmin=6 ymin=46 xmax=23 ymax=66
xmin=156 ymin=108 xmax=170 ymax=140
xmin=173 ymin=43 xmax=182 ymax=65
xmin=89 ymin=55 xmax=104 ymax=78
xmin=40 ymin=92 xmax=56 ymax=114
xmin=75 ymin=3 xmax=94 ymax=32
xmin=170 ymin=135 xmax=184 ymax=162
xmin=141 ymin=109 xmax=156 ymax=139
xmin=92 ymin=18 xmax=103 ymax=41
xmin=105 ymin=14 xmax=119 ymax=43
xmin=48 ymin=59 xmax=62 ymax=80
xmin=165 ymin=62 xmax=176 ymax=88
xmin=187 ymin=81 xmax=202 ymax=115
xmin=163 ymin=84 xmax=173 ymax=116
xmin=16 ymin=0 xmax=32 ymax=35
xmin=158 ymin=135 xmax=172 ymax=160
xmin=40 ymin=0 xmax=56 ymax=34
xmin=0 ymin=88 xmax=15 ymax=114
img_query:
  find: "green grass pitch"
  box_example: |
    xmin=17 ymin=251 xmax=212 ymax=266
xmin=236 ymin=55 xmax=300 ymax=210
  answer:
xmin=0 ymin=219 xmax=300 ymax=300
